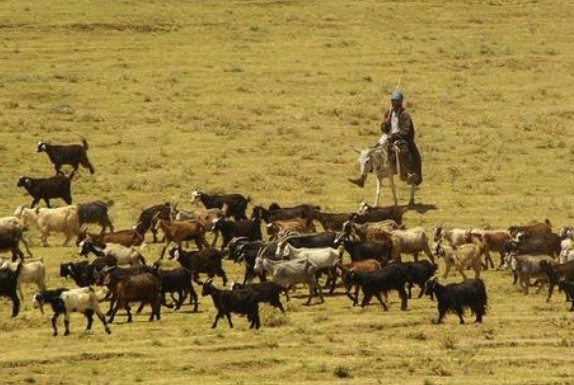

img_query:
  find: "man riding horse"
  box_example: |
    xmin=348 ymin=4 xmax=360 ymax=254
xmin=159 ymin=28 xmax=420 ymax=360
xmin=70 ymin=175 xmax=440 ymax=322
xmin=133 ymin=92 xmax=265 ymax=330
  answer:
xmin=349 ymin=91 xmax=422 ymax=190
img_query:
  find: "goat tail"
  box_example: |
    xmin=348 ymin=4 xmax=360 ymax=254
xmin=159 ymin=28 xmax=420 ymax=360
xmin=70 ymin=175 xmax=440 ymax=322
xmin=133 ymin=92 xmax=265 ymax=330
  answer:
xmin=81 ymin=138 xmax=89 ymax=150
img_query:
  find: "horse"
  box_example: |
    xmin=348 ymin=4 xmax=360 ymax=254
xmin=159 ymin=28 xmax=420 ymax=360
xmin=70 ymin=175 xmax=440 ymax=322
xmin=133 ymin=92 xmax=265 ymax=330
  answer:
xmin=355 ymin=144 xmax=416 ymax=207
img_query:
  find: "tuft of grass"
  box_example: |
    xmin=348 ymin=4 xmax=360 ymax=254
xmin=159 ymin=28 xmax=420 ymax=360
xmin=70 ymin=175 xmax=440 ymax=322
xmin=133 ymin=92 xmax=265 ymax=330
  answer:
xmin=333 ymin=365 xmax=352 ymax=378
xmin=440 ymin=333 xmax=458 ymax=350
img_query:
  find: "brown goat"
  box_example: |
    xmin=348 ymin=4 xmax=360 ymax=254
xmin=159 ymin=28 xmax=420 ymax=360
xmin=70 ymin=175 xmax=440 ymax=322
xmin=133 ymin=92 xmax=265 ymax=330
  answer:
xmin=155 ymin=219 xmax=209 ymax=258
xmin=105 ymin=271 xmax=162 ymax=323
xmin=340 ymin=219 xmax=398 ymax=243
xmin=76 ymin=227 xmax=144 ymax=248
xmin=469 ymin=229 xmax=511 ymax=269
xmin=266 ymin=218 xmax=315 ymax=240
xmin=508 ymin=219 xmax=552 ymax=238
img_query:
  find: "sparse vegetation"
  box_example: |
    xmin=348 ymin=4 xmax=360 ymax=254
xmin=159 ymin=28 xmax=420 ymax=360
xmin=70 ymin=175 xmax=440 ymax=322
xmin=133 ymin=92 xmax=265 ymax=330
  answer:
xmin=0 ymin=0 xmax=573 ymax=384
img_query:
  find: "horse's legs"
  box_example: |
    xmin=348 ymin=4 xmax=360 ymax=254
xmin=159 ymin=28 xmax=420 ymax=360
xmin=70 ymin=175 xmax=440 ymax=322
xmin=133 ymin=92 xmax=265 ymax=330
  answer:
xmin=408 ymin=182 xmax=416 ymax=206
xmin=388 ymin=175 xmax=398 ymax=206
xmin=374 ymin=177 xmax=382 ymax=206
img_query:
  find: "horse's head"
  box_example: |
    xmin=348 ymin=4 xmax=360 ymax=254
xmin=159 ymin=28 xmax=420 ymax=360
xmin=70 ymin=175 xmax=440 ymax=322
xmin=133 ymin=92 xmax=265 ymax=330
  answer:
xmin=357 ymin=149 xmax=374 ymax=175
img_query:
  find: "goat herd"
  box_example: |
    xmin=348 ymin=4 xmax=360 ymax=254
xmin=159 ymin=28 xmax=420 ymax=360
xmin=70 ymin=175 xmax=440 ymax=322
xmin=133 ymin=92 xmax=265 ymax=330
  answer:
xmin=1 ymin=139 xmax=574 ymax=337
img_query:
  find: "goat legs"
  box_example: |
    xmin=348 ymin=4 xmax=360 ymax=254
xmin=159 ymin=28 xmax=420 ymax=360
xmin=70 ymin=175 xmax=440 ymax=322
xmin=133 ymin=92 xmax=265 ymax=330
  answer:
xmin=452 ymin=306 xmax=466 ymax=324
xmin=7 ymin=292 xmax=18 ymax=317
xmin=85 ymin=310 xmax=94 ymax=331
xmin=398 ymin=287 xmax=408 ymax=311
xmin=64 ymin=314 xmax=71 ymax=336
xmin=374 ymin=292 xmax=388 ymax=311
xmin=423 ymin=246 xmax=435 ymax=264
xmin=188 ymin=289 xmax=199 ymax=313
xmin=211 ymin=313 xmax=223 ymax=328
xmin=434 ymin=306 xmax=448 ymax=324
xmin=50 ymin=314 xmax=59 ymax=336
xmin=225 ymin=313 xmax=234 ymax=328
xmin=93 ymin=308 xmax=111 ymax=334
xmin=150 ymin=300 xmax=161 ymax=321
xmin=344 ymin=286 xmax=358 ymax=306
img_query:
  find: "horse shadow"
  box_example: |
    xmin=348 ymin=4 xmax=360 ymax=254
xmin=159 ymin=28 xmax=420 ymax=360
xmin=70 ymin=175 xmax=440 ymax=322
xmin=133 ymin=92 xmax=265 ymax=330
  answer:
xmin=407 ymin=202 xmax=438 ymax=214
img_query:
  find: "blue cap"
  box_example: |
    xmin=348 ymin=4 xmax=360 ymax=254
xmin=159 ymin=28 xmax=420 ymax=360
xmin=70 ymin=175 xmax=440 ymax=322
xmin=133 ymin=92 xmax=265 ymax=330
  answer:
xmin=390 ymin=92 xmax=403 ymax=101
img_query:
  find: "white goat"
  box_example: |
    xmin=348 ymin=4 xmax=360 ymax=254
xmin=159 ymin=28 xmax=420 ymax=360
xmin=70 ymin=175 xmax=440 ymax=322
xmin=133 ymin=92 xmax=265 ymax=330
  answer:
xmin=388 ymin=226 xmax=434 ymax=263
xmin=507 ymin=254 xmax=556 ymax=295
xmin=78 ymin=239 xmax=146 ymax=266
xmin=1 ymin=258 xmax=46 ymax=299
xmin=276 ymin=242 xmax=341 ymax=269
xmin=254 ymin=256 xmax=322 ymax=305
xmin=433 ymin=222 xmax=470 ymax=248
xmin=33 ymin=287 xmax=111 ymax=336
xmin=15 ymin=205 xmax=80 ymax=247
xmin=559 ymin=239 xmax=574 ymax=264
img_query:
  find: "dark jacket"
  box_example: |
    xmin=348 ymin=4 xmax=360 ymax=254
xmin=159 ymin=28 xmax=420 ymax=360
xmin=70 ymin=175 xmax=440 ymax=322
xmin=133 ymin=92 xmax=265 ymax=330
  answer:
xmin=381 ymin=108 xmax=423 ymax=186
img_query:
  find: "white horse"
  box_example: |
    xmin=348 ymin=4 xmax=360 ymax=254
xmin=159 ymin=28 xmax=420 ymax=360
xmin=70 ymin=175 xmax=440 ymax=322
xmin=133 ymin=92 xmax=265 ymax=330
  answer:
xmin=355 ymin=145 xmax=416 ymax=207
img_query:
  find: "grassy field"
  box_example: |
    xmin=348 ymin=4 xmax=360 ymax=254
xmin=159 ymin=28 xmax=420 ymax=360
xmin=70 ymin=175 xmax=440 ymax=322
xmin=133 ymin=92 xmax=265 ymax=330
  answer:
xmin=1 ymin=0 xmax=574 ymax=384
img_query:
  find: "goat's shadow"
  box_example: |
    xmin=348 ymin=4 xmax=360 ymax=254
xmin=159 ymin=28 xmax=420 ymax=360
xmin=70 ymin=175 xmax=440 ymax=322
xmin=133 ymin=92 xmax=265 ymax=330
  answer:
xmin=407 ymin=202 xmax=438 ymax=215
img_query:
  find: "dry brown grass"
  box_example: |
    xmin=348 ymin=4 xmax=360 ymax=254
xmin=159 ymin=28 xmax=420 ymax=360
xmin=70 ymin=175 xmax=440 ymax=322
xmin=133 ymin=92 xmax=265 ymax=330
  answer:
xmin=1 ymin=0 xmax=574 ymax=384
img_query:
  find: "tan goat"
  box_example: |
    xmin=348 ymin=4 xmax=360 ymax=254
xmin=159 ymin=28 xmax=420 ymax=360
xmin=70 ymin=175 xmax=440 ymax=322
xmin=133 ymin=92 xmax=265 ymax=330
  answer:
xmin=155 ymin=218 xmax=209 ymax=258
xmin=442 ymin=233 xmax=485 ymax=280
xmin=266 ymin=218 xmax=315 ymax=240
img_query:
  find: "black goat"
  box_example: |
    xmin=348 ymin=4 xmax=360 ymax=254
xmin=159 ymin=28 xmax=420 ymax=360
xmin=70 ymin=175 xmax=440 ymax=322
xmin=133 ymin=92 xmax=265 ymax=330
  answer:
xmin=150 ymin=263 xmax=198 ymax=312
xmin=355 ymin=203 xmax=408 ymax=225
xmin=228 ymin=238 xmax=267 ymax=284
xmin=77 ymin=200 xmax=114 ymax=233
xmin=557 ymin=279 xmax=574 ymax=311
xmin=253 ymin=203 xmax=320 ymax=228
xmin=191 ymin=189 xmax=250 ymax=221
xmin=17 ymin=171 xmax=75 ymax=208
xmin=231 ymin=281 xmax=285 ymax=313
xmin=502 ymin=232 xmax=561 ymax=258
xmin=211 ymin=214 xmax=262 ymax=251
xmin=336 ymin=239 xmax=392 ymax=265
xmin=539 ymin=259 xmax=574 ymax=302
xmin=314 ymin=212 xmax=351 ymax=232
xmin=281 ymin=232 xmax=337 ymax=250
xmin=168 ymin=247 xmax=227 ymax=286
xmin=0 ymin=262 xmax=22 ymax=317
xmin=59 ymin=261 xmax=97 ymax=287
xmin=202 ymin=278 xmax=260 ymax=329
xmin=37 ymin=139 xmax=95 ymax=175
xmin=403 ymin=261 xmax=438 ymax=299
xmin=424 ymin=277 xmax=487 ymax=324
xmin=343 ymin=263 xmax=409 ymax=310
xmin=134 ymin=202 xmax=172 ymax=243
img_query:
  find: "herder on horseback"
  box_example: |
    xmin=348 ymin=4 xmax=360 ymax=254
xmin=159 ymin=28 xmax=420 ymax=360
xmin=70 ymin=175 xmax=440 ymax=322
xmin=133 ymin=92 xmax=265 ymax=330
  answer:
xmin=348 ymin=91 xmax=422 ymax=206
